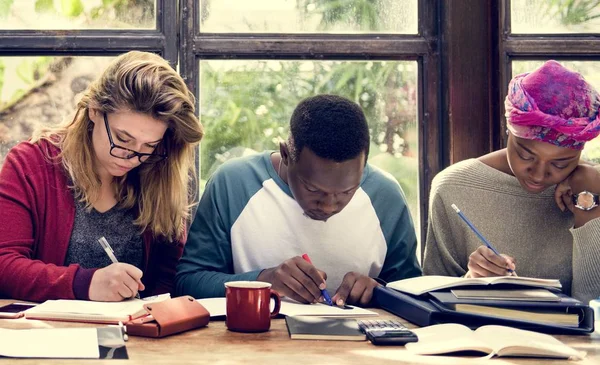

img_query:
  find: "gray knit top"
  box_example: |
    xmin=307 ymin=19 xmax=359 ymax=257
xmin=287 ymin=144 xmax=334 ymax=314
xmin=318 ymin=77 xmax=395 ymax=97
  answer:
xmin=423 ymin=158 xmax=600 ymax=303
xmin=64 ymin=199 xmax=144 ymax=270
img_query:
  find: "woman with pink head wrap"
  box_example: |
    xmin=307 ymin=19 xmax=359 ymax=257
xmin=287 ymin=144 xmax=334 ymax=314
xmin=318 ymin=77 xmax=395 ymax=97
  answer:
xmin=424 ymin=60 xmax=600 ymax=303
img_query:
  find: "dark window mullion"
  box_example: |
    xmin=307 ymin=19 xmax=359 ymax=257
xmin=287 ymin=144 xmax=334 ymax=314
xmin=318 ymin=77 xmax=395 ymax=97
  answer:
xmin=418 ymin=0 xmax=442 ymax=257
xmin=504 ymin=37 xmax=600 ymax=56
xmin=192 ymin=35 xmax=430 ymax=58
xmin=157 ymin=0 xmax=178 ymax=66
xmin=0 ymin=30 xmax=165 ymax=55
xmin=180 ymin=0 xmax=199 ymax=104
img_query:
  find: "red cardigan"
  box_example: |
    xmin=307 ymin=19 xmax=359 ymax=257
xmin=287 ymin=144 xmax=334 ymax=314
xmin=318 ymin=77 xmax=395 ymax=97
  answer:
xmin=0 ymin=140 xmax=184 ymax=302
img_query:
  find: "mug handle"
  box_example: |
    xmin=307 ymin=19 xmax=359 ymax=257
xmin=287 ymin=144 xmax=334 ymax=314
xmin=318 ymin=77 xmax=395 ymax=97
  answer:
xmin=269 ymin=290 xmax=281 ymax=318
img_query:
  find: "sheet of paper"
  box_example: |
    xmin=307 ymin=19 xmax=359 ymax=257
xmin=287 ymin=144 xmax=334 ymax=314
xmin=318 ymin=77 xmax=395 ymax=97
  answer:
xmin=28 ymin=300 xmax=138 ymax=316
xmin=197 ymin=298 xmax=227 ymax=317
xmin=387 ymin=276 xmax=467 ymax=295
xmin=26 ymin=293 xmax=171 ymax=317
xmin=0 ymin=328 xmax=99 ymax=358
xmin=279 ymin=298 xmax=378 ymax=317
xmin=197 ymin=297 xmax=378 ymax=317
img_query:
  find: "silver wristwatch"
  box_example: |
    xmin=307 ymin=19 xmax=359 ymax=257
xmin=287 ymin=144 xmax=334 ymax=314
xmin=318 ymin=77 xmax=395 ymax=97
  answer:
xmin=572 ymin=191 xmax=600 ymax=211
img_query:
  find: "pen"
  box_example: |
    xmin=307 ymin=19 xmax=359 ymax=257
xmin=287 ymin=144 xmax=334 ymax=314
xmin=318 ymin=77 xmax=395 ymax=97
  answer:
xmin=450 ymin=204 xmax=514 ymax=274
xmin=115 ymin=321 xmax=128 ymax=341
xmin=301 ymin=253 xmax=334 ymax=306
xmin=98 ymin=236 xmax=141 ymax=299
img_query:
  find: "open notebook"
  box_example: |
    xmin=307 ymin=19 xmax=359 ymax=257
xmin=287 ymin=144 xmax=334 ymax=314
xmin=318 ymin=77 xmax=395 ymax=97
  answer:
xmin=197 ymin=297 xmax=378 ymax=317
xmin=24 ymin=294 xmax=170 ymax=324
xmin=387 ymin=276 xmax=562 ymax=296
xmin=406 ymin=323 xmax=584 ymax=359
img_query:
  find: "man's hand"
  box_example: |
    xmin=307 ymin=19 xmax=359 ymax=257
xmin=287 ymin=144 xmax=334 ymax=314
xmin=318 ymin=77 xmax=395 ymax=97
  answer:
xmin=466 ymin=246 xmax=515 ymax=278
xmin=257 ymin=256 xmax=328 ymax=304
xmin=89 ymin=263 xmax=145 ymax=301
xmin=332 ymin=272 xmax=379 ymax=307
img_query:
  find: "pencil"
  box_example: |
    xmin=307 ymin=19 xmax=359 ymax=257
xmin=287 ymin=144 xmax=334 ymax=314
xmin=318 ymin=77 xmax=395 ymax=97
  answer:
xmin=451 ymin=204 xmax=514 ymax=274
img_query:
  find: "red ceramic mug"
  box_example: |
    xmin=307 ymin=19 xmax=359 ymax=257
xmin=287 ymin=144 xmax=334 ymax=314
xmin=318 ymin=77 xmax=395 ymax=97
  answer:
xmin=225 ymin=281 xmax=281 ymax=333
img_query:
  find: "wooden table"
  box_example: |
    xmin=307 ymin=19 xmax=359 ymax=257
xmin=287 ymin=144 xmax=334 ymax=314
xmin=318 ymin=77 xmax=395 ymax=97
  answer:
xmin=1 ymin=299 xmax=599 ymax=364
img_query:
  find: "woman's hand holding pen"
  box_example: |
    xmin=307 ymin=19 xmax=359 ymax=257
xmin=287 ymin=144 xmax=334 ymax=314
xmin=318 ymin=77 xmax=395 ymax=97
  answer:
xmin=332 ymin=272 xmax=379 ymax=307
xmin=257 ymin=256 xmax=327 ymax=304
xmin=466 ymin=246 xmax=516 ymax=278
xmin=89 ymin=263 xmax=145 ymax=301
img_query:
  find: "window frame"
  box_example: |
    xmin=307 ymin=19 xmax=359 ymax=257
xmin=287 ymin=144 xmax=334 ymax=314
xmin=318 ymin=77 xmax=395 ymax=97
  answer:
xmin=497 ymin=0 xmax=600 ymax=148
xmin=181 ymin=0 xmax=444 ymax=253
xmin=0 ymin=0 xmax=178 ymax=65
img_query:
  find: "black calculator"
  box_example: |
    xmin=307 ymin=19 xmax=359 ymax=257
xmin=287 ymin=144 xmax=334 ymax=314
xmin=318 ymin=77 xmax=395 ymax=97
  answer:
xmin=357 ymin=319 xmax=418 ymax=346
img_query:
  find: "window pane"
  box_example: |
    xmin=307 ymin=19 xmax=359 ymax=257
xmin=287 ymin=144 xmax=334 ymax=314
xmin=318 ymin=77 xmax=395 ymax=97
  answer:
xmin=200 ymin=0 xmax=418 ymax=34
xmin=0 ymin=0 xmax=155 ymax=30
xmin=511 ymin=0 xmax=600 ymax=34
xmin=0 ymin=56 xmax=112 ymax=166
xmin=199 ymin=60 xmax=420 ymax=244
xmin=512 ymin=60 xmax=600 ymax=163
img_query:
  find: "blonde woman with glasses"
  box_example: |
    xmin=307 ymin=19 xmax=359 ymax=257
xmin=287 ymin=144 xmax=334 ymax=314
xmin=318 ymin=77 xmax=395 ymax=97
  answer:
xmin=0 ymin=51 xmax=204 ymax=302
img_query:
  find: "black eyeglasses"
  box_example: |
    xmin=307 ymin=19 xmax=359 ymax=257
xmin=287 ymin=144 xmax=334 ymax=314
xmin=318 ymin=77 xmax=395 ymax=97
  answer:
xmin=103 ymin=113 xmax=167 ymax=164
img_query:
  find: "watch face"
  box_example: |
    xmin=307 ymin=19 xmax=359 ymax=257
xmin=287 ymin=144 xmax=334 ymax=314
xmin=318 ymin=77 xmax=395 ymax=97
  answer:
xmin=574 ymin=191 xmax=599 ymax=210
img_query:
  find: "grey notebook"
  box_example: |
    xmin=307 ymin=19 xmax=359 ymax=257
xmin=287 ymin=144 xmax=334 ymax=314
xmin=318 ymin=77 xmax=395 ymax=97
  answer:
xmin=285 ymin=316 xmax=366 ymax=341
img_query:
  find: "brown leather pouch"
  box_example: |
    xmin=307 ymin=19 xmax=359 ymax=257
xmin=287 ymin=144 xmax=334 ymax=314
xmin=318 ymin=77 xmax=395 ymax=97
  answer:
xmin=126 ymin=296 xmax=210 ymax=338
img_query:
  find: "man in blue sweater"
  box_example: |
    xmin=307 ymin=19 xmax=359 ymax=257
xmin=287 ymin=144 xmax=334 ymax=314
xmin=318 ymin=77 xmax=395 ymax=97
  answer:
xmin=176 ymin=94 xmax=421 ymax=307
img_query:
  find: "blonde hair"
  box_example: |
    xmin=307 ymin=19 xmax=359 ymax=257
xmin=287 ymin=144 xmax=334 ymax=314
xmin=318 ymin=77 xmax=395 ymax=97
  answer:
xmin=31 ymin=51 xmax=204 ymax=241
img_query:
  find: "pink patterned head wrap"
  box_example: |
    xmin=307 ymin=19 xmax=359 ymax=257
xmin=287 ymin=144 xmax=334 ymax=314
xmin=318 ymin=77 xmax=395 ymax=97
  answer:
xmin=505 ymin=60 xmax=600 ymax=150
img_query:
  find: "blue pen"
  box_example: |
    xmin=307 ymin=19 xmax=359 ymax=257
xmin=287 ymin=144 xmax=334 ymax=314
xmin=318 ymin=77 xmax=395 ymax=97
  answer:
xmin=301 ymin=253 xmax=334 ymax=306
xmin=451 ymin=204 xmax=514 ymax=274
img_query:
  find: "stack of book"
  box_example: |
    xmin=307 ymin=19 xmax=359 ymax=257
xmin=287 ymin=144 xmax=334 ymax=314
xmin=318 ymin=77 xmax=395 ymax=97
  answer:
xmin=374 ymin=275 xmax=594 ymax=334
xmin=430 ymin=290 xmax=580 ymax=327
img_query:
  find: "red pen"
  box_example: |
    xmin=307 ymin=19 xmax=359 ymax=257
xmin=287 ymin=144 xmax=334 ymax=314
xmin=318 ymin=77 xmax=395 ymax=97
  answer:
xmin=301 ymin=254 xmax=333 ymax=306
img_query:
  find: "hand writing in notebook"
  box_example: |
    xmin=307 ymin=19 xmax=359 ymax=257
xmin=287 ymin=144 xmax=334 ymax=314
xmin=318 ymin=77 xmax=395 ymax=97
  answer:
xmin=257 ymin=255 xmax=328 ymax=305
xmin=466 ymin=246 xmax=517 ymax=278
xmin=89 ymin=263 xmax=145 ymax=301
xmin=256 ymin=255 xmax=380 ymax=307
xmin=88 ymin=237 xmax=145 ymax=301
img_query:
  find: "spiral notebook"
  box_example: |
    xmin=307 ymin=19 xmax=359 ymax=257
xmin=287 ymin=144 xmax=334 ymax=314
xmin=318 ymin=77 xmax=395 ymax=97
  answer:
xmin=24 ymin=294 xmax=170 ymax=324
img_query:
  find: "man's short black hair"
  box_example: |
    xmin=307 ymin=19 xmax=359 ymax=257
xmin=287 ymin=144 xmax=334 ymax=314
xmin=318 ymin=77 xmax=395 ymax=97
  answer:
xmin=288 ymin=94 xmax=370 ymax=162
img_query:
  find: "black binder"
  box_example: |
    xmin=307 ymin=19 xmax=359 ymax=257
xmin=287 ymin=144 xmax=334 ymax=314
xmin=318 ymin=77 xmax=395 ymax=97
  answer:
xmin=373 ymin=286 xmax=594 ymax=335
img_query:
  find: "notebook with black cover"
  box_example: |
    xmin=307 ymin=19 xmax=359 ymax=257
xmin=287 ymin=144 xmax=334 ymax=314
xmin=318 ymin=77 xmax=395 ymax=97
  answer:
xmin=373 ymin=286 xmax=594 ymax=335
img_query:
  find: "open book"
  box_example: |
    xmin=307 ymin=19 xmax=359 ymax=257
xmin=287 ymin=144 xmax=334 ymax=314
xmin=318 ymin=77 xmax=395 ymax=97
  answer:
xmin=24 ymin=294 xmax=170 ymax=324
xmin=406 ymin=323 xmax=584 ymax=359
xmin=387 ymin=276 xmax=562 ymax=296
